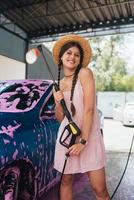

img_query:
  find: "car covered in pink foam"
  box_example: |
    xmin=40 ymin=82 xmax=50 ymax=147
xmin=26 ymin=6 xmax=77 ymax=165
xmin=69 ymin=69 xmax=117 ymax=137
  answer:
xmin=0 ymin=79 xmax=60 ymax=199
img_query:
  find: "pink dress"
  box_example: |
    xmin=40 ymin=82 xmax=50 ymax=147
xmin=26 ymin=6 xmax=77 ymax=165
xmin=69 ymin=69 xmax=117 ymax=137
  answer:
xmin=54 ymin=79 xmax=105 ymax=174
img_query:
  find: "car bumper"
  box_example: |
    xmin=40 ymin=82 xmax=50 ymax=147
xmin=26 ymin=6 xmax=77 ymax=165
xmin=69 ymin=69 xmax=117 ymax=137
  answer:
xmin=123 ymin=117 xmax=134 ymax=126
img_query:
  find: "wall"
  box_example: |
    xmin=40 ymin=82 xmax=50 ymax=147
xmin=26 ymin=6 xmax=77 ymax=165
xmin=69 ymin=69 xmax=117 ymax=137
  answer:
xmin=0 ymin=28 xmax=27 ymax=80
xmin=0 ymin=55 xmax=25 ymax=80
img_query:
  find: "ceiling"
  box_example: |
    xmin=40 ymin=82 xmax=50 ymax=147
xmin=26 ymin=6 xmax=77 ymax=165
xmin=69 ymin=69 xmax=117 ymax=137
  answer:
xmin=0 ymin=0 xmax=134 ymax=42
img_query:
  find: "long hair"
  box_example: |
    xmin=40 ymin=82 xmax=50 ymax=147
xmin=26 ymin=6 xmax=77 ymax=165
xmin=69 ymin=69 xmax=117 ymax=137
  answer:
xmin=58 ymin=42 xmax=83 ymax=116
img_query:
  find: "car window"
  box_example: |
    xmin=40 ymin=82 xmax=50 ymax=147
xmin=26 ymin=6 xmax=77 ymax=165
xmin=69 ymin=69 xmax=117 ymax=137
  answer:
xmin=40 ymin=94 xmax=55 ymax=119
xmin=0 ymin=80 xmax=50 ymax=113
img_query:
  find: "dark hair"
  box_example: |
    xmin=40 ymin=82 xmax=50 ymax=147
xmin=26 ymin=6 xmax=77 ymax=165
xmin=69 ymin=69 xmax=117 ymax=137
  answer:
xmin=58 ymin=42 xmax=83 ymax=116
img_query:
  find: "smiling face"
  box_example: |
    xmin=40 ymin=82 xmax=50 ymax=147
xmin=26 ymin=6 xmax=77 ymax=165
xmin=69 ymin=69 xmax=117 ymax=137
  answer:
xmin=61 ymin=46 xmax=81 ymax=70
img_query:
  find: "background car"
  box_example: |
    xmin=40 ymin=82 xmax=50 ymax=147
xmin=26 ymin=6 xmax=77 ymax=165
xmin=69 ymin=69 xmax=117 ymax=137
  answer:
xmin=122 ymin=102 xmax=134 ymax=126
xmin=113 ymin=102 xmax=134 ymax=126
xmin=0 ymin=79 xmax=60 ymax=199
xmin=113 ymin=103 xmax=124 ymax=121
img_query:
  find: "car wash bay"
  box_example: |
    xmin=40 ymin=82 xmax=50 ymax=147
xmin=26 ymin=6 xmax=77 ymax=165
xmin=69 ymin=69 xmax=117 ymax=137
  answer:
xmin=1 ymin=1 xmax=134 ymax=199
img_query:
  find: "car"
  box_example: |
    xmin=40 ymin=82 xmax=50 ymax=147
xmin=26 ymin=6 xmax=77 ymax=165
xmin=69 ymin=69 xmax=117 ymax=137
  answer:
xmin=113 ymin=103 xmax=124 ymax=121
xmin=0 ymin=79 xmax=60 ymax=199
xmin=97 ymin=109 xmax=104 ymax=135
xmin=113 ymin=102 xmax=134 ymax=126
xmin=122 ymin=102 xmax=134 ymax=126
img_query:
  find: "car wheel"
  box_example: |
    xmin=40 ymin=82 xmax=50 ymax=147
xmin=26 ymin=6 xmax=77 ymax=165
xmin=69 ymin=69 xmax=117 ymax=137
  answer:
xmin=0 ymin=160 xmax=38 ymax=200
xmin=1 ymin=166 xmax=20 ymax=200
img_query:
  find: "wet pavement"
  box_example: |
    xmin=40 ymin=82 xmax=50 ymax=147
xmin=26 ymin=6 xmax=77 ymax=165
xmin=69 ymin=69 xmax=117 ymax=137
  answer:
xmin=103 ymin=119 xmax=134 ymax=152
xmin=40 ymin=120 xmax=134 ymax=200
xmin=40 ymin=151 xmax=134 ymax=200
xmin=106 ymin=151 xmax=134 ymax=200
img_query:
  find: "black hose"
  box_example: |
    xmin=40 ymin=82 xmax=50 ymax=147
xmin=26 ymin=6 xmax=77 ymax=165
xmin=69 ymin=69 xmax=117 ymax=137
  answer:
xmin=58 ymin=133 xmax=134 ymax=200
xmin=58 ymin=155 xmax=69 ymax=200
xmin=58 ymin=133 xmax=75 ymax=200
xmin=110 ymin=134 xmax=134 ymax=199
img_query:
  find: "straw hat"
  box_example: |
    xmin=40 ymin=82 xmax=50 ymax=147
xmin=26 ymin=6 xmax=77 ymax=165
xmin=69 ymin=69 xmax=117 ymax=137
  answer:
xmin=52 ymin=34 xmax=92 ymax=68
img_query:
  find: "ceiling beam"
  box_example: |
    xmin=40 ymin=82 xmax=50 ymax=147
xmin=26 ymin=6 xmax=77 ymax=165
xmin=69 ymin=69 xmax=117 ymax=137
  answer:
xmin=0 ymin=10 xmax=29 ymax=35
xmin=0 ymin=14 xmax=28 ymax=41
xmin=29 ymin=16 xmax=134 ymax=38
xmin=30 ymin=25 xmax=134 ymax=43
xmin=0 ymin=25 xmax=28 ymax=41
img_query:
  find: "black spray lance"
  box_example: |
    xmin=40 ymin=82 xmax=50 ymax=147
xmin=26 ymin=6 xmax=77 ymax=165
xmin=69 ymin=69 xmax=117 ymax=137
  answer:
xmin=26 ymin=45 xmax=81 ymax=199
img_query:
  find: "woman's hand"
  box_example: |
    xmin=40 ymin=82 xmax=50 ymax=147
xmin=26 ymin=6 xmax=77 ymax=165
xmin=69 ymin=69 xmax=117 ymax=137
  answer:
xmin=53 ymin=90 xmax=64 ymax=105
xmin=67 ymin=143 xmax=85 ymax=156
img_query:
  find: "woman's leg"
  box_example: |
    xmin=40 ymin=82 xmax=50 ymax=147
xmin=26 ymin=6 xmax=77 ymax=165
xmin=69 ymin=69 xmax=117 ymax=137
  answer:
xmin=60 ymin=174 xmax=73 ymax=200
xmin=87 ymin=167 xmax=111 ymax=200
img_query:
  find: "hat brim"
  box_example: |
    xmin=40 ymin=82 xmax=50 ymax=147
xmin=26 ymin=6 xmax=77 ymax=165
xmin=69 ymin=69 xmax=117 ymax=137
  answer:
xmin=53 ymin=34 xmax=92 ymax=68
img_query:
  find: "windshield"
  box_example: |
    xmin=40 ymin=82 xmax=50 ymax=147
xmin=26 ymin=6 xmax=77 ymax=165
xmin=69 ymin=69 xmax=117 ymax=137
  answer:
xmin=0 ymin=80 xmax=51 ymax=113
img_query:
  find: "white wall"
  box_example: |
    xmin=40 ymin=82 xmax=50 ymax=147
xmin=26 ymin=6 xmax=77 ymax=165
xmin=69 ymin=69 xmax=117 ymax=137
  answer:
xmin=0 ymin=55 xmax=26 ymax=80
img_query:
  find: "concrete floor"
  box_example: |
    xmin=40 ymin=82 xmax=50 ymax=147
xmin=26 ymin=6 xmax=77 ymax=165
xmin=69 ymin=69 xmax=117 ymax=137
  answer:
xmin=41 ymin=151 xmax=134 ymax=200
xmin=103 ymin=119 xmax=134 ymax=152
xmin=41 ymin=119 xmax=134 ymax=200
xmin=106 ymin=151 xmax=134 ymax=200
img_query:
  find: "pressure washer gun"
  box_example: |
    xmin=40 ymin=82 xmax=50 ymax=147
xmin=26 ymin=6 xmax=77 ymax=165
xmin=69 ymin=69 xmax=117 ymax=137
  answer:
xmin=53 ymin=82 xmax=81 ymax=149
xmin=26 ymin=45 xmax=81 ymax=149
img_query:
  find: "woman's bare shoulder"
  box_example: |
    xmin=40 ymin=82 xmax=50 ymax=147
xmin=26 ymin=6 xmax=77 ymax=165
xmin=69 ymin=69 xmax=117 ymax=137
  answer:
xmin=79 ymin=67 xmax=94 ymax=82
xmin=78 ymin=68 xmax=95 ymax=98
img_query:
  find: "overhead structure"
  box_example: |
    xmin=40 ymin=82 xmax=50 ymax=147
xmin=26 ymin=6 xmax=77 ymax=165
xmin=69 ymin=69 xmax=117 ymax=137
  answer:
xmin=0 ymin=0 xmax=134 ymax=42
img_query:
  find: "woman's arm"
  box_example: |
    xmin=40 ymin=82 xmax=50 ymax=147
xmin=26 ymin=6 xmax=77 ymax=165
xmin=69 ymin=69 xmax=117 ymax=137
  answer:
xmin=54 ymin=101 xmax=64 ymax=122
xmin=53 ymin=89 xmax=65 ymax=122
xmin=79 ymin=67 xmax=95 ymax=141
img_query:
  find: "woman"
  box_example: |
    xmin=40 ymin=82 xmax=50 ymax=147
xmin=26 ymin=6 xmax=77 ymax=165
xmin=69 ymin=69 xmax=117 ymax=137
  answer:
xmin=53 ymin=34 xmax=110 ymax=200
